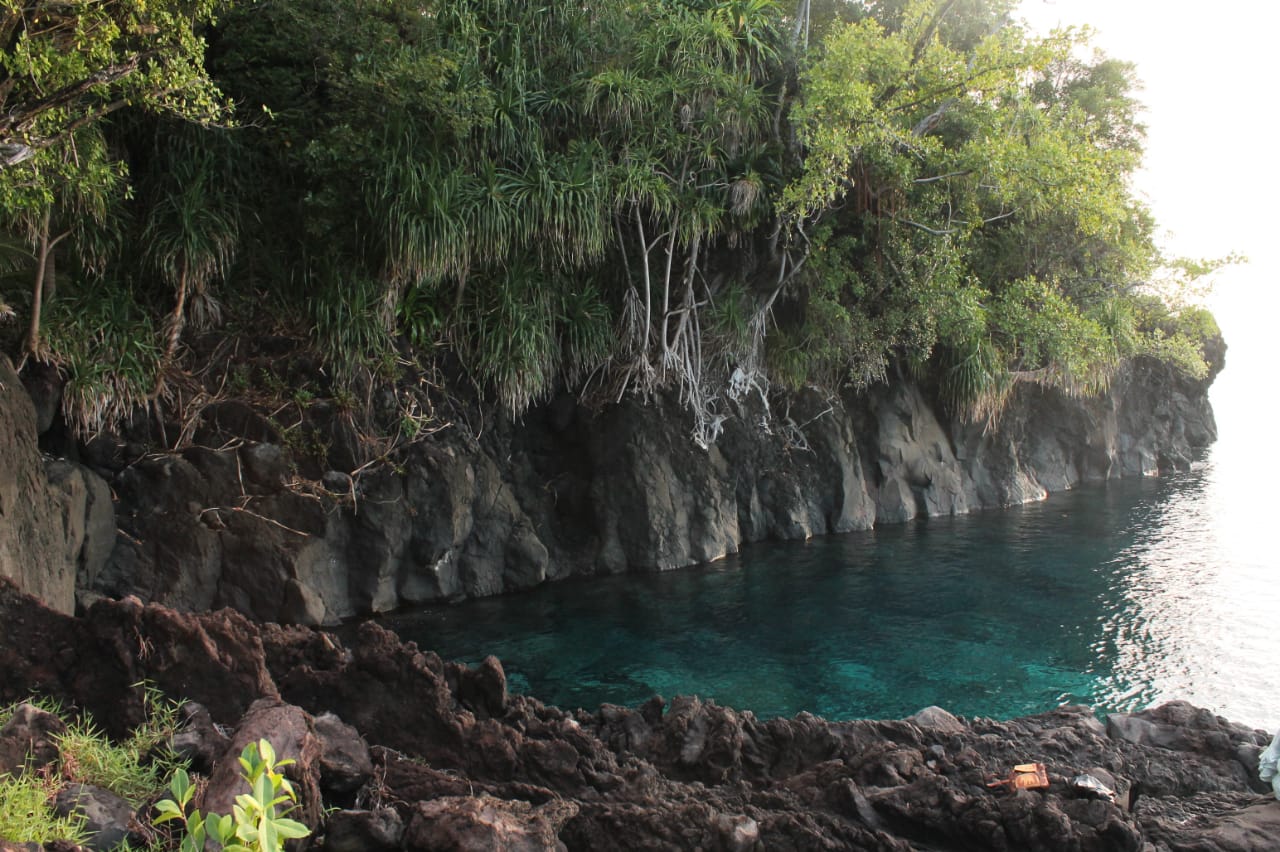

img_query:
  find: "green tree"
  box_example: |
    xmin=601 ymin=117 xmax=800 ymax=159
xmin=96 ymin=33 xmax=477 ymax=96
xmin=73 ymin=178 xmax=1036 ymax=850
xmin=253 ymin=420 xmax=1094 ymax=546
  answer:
xmin=0 ymin=0 xmax=227 ymax=163
xmin=1 ymin=0 xmax=230 ymax=359
xmin=140 ymin=125 xmax=240 ymax=385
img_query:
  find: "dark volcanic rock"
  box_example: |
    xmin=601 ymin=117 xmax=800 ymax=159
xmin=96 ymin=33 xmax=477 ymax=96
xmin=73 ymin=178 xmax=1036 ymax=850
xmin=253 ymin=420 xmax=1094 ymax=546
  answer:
xmin=0 ymin=702 xmax=66 ymax=776
xmin=1143 ymin=798 xmax=1280 ymax=851
xmin=167 ymin=701 xmax=230 ymax=775
xmin=201 ymin=699 xmax=325 ymax=831
xmin=2 ymin=584 xmax=1274 ymax=852
xmin=0 ymin=581 xmax=277 ymax=738
xmin=403 ymin=796 xmax=577 ymax=852
xmin=79 ymin=344 xmax=1220 ymax=622
xmin=51 ymin=784 xmax=135 ymax=851
xmin=313 ymin=711 xmax=374 ymax=796
xmin=321 ymin=808 xmax=404 ymax=852
xmin=0 ymin=355 xmax=114 ymax=615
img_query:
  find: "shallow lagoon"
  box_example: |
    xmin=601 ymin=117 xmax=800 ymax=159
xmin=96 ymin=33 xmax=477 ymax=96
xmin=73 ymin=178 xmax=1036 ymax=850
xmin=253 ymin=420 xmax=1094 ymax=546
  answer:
xmin=386 ymin=441 xmax=1276 ymax=730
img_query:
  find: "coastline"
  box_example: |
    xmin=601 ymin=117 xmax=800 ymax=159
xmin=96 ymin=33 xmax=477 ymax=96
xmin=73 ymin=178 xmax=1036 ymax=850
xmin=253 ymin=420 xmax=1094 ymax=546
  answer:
xmin=2 ymin=581 xmax=1275 ymax=851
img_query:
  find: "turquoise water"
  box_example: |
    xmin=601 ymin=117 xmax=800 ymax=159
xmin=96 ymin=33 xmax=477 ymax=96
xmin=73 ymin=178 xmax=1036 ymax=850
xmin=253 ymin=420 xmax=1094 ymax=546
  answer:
xmin=384 ymin=435 xmax=1277 ymax=730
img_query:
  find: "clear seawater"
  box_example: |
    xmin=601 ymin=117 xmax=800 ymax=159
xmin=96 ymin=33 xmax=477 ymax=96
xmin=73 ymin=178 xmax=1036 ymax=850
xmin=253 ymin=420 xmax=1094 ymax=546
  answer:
xmin=382 ymin=459 xmax=1274 ymax=729
xmin=383 ymin=362 xmax=1277 ymax=731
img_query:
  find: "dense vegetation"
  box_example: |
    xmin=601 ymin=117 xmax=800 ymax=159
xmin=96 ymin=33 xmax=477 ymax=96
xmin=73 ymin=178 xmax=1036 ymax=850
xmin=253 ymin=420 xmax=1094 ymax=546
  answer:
xmin=0 ymin=0 xmax=1224 ymax=450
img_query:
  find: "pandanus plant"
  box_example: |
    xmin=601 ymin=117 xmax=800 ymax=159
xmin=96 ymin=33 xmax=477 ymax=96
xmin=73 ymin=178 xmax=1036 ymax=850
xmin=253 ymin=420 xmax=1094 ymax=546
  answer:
xmin=141 ymin=131 xmax=240 ymax=392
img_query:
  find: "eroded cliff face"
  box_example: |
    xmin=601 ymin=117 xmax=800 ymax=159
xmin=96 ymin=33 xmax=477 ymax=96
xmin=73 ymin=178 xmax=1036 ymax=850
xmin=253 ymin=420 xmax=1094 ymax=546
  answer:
xmin=0 ymin=355 xmax=114 ymax=614
xmin=0 ymin=346 xmax=1219 ymax=622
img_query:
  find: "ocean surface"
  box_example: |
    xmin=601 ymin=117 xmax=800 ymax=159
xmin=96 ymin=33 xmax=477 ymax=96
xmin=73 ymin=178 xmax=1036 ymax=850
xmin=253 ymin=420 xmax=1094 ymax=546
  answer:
xmin=385 ymin=356 xmax=1277 ymax=731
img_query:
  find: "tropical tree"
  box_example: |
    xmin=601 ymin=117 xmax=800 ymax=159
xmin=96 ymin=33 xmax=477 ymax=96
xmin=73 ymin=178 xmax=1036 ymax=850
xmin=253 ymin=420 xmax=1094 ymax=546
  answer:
xmin=1 ymin=0 xmax=230 ymax=361
xmin=0 ymin=0 xmax=1216 ymax=445
xmin=0 ymin=124 xmax=121 ymax=356
xmin=140 ymin=126 xmax=240 ymax=392
xmin=0 ymin=0 xmax=227 ymax=164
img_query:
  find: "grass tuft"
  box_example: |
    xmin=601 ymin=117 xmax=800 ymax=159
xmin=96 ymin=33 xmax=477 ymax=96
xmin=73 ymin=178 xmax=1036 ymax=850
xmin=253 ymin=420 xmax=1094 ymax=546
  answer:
xmin=0 ymin=771 xmax=89 ymax=845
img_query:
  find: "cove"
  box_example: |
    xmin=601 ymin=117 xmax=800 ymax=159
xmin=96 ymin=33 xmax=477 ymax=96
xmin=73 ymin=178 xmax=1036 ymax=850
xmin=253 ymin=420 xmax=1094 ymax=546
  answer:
xmin=384 ymin=457 xmax=1274 ymax=730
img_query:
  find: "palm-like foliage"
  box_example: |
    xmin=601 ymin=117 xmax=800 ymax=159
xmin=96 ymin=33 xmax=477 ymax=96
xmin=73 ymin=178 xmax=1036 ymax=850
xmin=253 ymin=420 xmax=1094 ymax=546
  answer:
xmin=142 ymin=136 xmax=240 ymax=368
xmin=0 ymin=0 xmax=1203 ymax=443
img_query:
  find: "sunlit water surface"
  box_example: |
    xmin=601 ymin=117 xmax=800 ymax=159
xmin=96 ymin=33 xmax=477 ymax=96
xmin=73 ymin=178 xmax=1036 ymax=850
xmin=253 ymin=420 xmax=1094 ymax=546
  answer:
xmin=385 ymin=369 xmax=1276 ymax=730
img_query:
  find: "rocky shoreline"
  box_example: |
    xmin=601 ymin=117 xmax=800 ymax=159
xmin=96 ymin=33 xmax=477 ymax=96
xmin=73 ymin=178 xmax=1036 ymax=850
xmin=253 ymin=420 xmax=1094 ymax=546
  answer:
xmin=2 ymin=580 xmax=1276 ymax=851
xmin=1 ymin=341 xmax=1222 ymax=626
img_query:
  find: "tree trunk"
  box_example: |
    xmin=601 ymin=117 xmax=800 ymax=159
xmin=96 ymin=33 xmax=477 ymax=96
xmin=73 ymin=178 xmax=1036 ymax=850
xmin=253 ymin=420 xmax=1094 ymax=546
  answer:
xmin=23 ymin=207 xmax=52 ymax=356
xmin=635 ymin=213 xmax=652 ymax=354
xmin=163 ymin=261 xmax=190 ymax=362
xmin=152 ymin=261 xmax=189 ymax=400
xmin=41 ymin=231 xmax=56 ymax=303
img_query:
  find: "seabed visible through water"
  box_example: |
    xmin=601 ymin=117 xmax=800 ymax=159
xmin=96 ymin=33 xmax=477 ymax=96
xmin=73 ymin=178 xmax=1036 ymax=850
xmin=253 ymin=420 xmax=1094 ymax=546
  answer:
xmin=387 ymin=452 xmax=1275 ymax=731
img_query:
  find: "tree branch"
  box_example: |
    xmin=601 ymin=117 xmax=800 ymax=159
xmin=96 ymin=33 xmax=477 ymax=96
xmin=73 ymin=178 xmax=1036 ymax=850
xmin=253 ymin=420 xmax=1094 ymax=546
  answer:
xmin=896 ymin=217 xmax=958 ymax=236
xmin=914 ymin=170 xmax=971 ymax=183
xmin=2 ymin=53 xmax=148 ymax=133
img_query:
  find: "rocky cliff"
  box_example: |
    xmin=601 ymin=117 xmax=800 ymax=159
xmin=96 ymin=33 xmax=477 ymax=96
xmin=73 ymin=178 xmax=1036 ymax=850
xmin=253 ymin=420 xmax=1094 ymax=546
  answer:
xmin=0 ymin=355 xmax=114 ymax=614
xmin=0 ymin=346 xmax=1220 ymax=624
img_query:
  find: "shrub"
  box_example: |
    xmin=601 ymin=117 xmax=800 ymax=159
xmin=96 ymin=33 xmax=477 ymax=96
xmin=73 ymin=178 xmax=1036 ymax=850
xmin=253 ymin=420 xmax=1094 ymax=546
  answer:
xmin=154 ymin=738 xmax=310 ymax=852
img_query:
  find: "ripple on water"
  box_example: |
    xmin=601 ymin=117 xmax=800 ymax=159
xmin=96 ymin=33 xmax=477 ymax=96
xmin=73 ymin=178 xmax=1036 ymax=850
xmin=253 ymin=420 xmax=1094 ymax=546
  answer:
xmin=385 ymin=450 xmax=1279 ymax=730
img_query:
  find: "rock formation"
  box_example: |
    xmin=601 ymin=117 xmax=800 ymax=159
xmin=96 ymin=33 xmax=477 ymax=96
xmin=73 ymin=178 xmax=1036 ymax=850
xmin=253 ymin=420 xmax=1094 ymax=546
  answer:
xmin=103 ymin=355 xmax=1222 ymax=623
xmin=0 ymin=356 xmax=114 ymax=614
xmin=0 ymin=582 xmax=1273 ymax=852
xmin=0 ymin=344 xmax=1220 ymax=623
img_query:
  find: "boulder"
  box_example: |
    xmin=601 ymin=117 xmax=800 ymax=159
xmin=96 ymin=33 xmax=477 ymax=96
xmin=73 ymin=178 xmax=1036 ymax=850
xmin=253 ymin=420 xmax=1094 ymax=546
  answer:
xmin=0 ymin=355 xmax=113 ymax=615
xmin=908 ymin=705 xmax=967 ymax=735
xmin=51 ymin=784 xmax=135 ymax=851
xmin=313 ymin=712 xmax=373 ymax=796
xmin=167 ymin=701 xmax=229 ymax=776
xmin=201 ymin=699 xmax=324 ymax=831
xmin=321 ymin=808 xmax=403 ymax=852
xmin=0 ymin=702 xmax=66 ymax=776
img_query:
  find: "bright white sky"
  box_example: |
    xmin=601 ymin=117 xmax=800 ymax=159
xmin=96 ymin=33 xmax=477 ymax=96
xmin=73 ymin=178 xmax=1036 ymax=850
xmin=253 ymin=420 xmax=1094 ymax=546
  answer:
xmin=1017 ymin=0 xmax=1275 ymax=369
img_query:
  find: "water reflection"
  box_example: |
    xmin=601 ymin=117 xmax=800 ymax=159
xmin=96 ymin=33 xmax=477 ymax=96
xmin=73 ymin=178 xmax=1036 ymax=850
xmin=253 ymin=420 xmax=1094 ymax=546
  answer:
xmin=385 ymin=455 xmax=1276 ymax=729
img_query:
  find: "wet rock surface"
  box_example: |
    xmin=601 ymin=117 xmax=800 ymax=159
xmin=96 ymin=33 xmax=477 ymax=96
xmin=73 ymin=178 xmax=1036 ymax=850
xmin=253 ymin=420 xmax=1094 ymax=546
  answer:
xmin=1 ymin=582 xmax=1274 ymax=851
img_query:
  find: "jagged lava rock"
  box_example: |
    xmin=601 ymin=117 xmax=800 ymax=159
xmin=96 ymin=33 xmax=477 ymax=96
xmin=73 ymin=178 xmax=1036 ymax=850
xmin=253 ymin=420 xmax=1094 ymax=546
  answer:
xmin=2 ymin=583 xmax=1274 ymax=852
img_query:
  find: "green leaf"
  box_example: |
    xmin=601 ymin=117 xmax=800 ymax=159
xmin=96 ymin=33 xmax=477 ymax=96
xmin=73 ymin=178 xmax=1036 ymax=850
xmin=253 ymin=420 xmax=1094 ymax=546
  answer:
xmin=256 ymin=738 xmax=277 ymax=767
xmin=273 ymin=817 xmax=312 ymax=840
xmin=253 ymin=768 xmax=274 ymax=808
xmin=214 ymin=812 xmax=237 ymax=843
xmin=153 ymin=799 xmax=185 ymax=822
xmin=169 ymin=767 xmax=192 ymax=799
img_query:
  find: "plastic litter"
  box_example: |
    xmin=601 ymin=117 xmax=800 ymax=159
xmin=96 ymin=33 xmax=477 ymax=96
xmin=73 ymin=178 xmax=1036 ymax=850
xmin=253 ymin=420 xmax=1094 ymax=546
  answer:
xmin=1070 ymin=774 xmax=1116 ymax=802
xmin=1260 ymin=730 xmax=1280 ymax=800
xmin=987 ymin=762 xmax=1049 ymax=791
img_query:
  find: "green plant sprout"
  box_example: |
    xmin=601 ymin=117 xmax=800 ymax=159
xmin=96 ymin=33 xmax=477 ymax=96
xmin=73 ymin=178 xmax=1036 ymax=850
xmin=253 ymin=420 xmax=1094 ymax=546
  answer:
xmin=154 ymin=739 xmax=310 ymax=852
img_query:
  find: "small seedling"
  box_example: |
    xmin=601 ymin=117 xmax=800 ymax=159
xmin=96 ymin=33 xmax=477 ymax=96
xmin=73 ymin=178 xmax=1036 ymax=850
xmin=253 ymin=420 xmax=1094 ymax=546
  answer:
xmin=154 ymin=739 xmax=310 ymax=852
